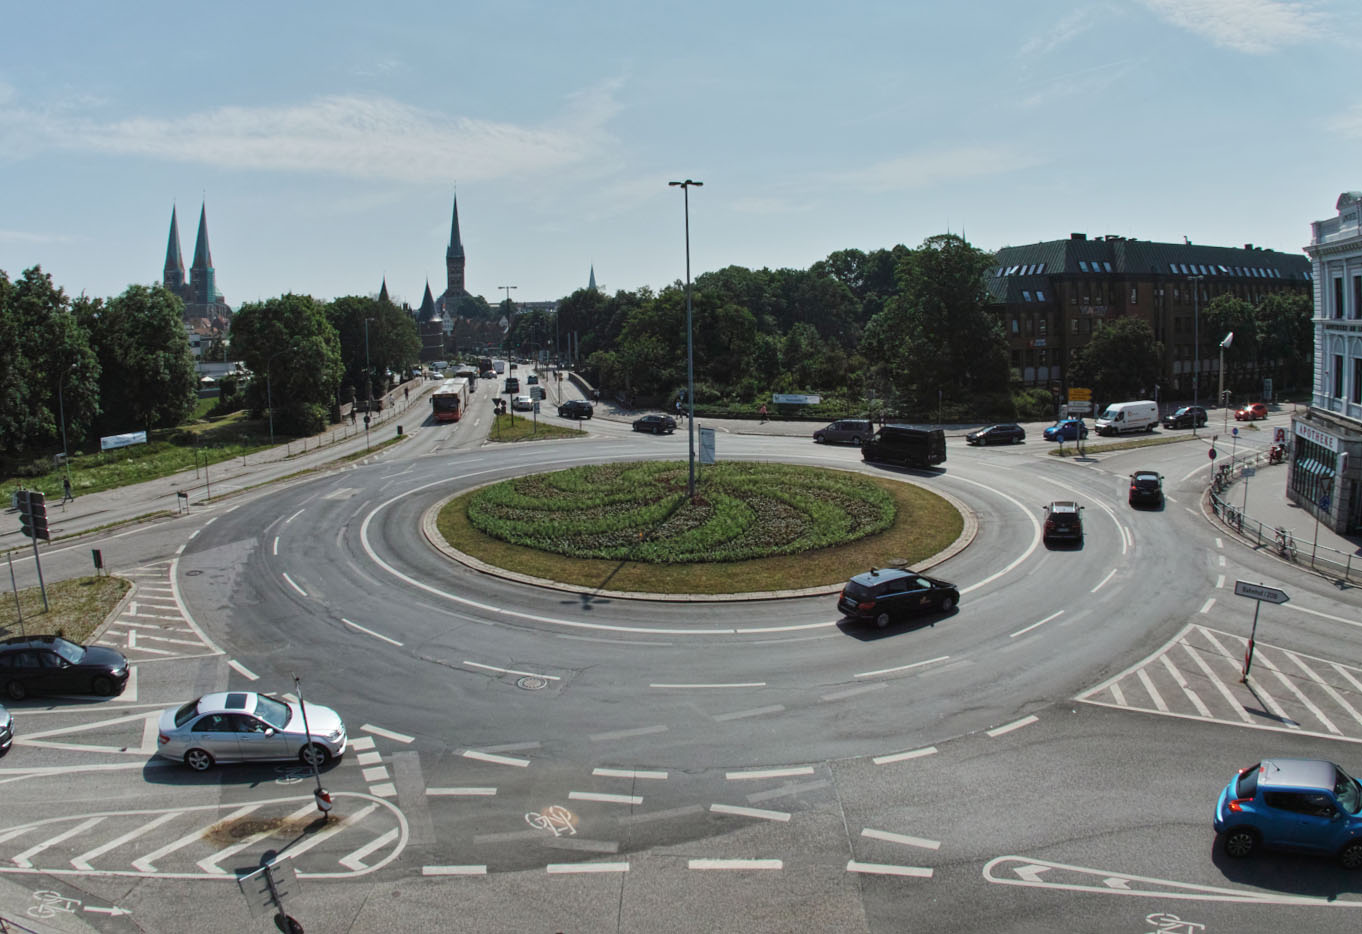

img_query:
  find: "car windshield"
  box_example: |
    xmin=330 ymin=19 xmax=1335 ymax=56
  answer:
xmin=174 ymin=699 xmax=201 ymax=728
xmin=254 ymin=694 xmax=292 ymax=730
xmin=50 ymin=638 xmax=85 ymax=664
xmin=1335 ymin=764 xmax=1362 ymax=814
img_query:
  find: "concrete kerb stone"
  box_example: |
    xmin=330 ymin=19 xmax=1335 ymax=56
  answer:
xmin=419 ymin=473 xmax=978 ymax=604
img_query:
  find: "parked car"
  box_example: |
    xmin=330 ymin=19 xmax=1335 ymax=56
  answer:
xmin=0 ymin=635 xmax=130 ymax=700
xmin=632 ymin=414 xmax=677 ymax=434
xmin=965 ymin=424 xmax=1025 ymax=446
xmin=558 ymin=399 xmax=594 ymax=419
xmin=813 ymin=419 xmax=873 ymax=446
xmin=0 ymin=702 xmax=12 ymax=753
xmin=1162 ymin=405 xmax=1208 ymax=430
xmin=1129 ymin=471 xmax=1164 ymax=507
xmin=1042 ymin=419 xmax=1088 ymax=442
xmin=156 ymin=691 xmax=347 ymax=772
xmin=1236 ymin=403 xmax=1269 ymax=421
xmin=837 ymin=567 xmax=959 ymax=629
xmin=1214 ymin=758 xmax=1362 ymax=868
xmin=1042 ymin=501 xmax=1084 ymax=543
xmin=511 ymin=394 xmax=533 ymax=411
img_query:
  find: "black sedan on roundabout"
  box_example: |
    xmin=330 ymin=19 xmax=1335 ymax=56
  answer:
xmin=0 ymin=635 xmax=130 ymax=700
xmin=965 ymin=423 xmax=1025 ymax=445
xmin=632 ymin=414 xmax=677 ymax=434
xmin=837 ymin=567 xmax=959 ymax=629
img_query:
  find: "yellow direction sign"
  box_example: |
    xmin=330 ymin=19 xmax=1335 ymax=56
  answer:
xmin=1068 ymin=387 xmax=1092 ymax=401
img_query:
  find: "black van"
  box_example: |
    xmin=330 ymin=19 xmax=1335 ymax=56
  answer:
xmin=861 ymin=425 xmax=947 ymax=468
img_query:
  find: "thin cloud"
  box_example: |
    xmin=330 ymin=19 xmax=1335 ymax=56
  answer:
xmin=1018 ymin=7 xmax=1104 ymax=58
xmin=0 ymin=87 xmax=622 ymax=183
xmin=1139 ymin=0 xmax=1324 ymax=53
xmin=828 ymin=146 xmax=1046 ymax=193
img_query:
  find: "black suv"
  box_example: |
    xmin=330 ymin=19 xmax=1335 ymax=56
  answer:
xmin=837 ymin=567 xmax=959 ymax=629
xmin=632 ymin=414 xmax=677 ymax=434
xmin=0 ymin=635 xmax=130 ymax=700
xmin=1042 ymin=501 xmax=1084 ymax=544
xmin=558 ymin=399 xmax=594 ymax=419
xmin=1129 ymin=471 xmax=1164 ymax=507
xmin=1162 ymin=405 xmax=1207 ymax=429
xmin=965 ymin=423 xmax=1025 ymax=446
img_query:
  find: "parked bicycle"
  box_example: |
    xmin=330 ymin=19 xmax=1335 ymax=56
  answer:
xmin=1274 ymin=526 xmax=1298 ymax=560
xmin=1223 ymin=504 xmax=1242 ymax=532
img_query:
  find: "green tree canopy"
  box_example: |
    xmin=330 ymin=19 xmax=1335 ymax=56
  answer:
xmin=325 ymin=294 xmax=420 ymax=403
xmin=230 ymin=294 xmax=343 ymax=434
xmin=1069 ymin=316 xmax=1164 ymax=406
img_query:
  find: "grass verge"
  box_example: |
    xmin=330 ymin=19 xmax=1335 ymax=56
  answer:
xmin=488 ymin=413 xmax=586 ymax=442
xmin=0 ymin=575 xmax=130 ymax=644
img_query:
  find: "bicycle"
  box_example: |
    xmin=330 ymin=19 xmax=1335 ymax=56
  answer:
xmin=1223 ymin=504 xmax=1242 ymax=532
xmin=1274 ymin=526 xmax=1298 ymax=560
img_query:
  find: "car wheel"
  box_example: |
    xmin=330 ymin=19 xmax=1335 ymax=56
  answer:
xmin=814 ymin=433 xmax=825 ymax=443
xmin=184 ymin=748 xmax=215 ymax=772
xmin=91 ymin=676 xmax=114 ymax=697
xmin=300 ymin=743 xmax=332 ymax=768
xmin=875 ymin=611 xmax=891 ymax=629
xmin=5 ymin=680 xmax=25 ymax=701
xmin=1340 ymin=840 xmax=1362 ymax=870
xmin=1222 ymin=827 xmax=1257 ymax=859
xmin=939 ymin=595 xmax=954 ymax=612
xmin=851 ymin=436 xmax=862 ymax=446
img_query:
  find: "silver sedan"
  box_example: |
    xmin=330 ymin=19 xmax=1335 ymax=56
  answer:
xmin=156 ymin=691 xmax=347 ymax=771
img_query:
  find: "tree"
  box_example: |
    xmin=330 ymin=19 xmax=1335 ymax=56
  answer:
xmin=0 ymin=266 xmax=100 ymax=462
xmin=78 ymin=284 xmax=197 ymax=435
xmin=1201 ymin=295 xmax=1258 ymax=394
xmin=1255 ymin=291 xmax=1313 ymax=390
xmin=230 ymin=294 xmax=343 ymax=434
xmin=326 ymin=295 xmax=420 ymax=403
xmin=1069 ymin=316 xmax=1163 ymax=406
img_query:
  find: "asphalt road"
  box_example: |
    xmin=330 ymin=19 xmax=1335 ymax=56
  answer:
xmin=3 ymin=390 xmax=1362 ymax=933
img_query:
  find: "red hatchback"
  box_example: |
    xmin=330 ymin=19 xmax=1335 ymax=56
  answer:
xmin=1235 ymin=403 xmax=1268 ymax=421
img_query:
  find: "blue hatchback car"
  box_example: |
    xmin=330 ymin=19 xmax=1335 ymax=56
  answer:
xmin=1214 ymin=758 xmax=1362 ymax=868
xmin=1042 ymin=418 xmax=1087 ymax=442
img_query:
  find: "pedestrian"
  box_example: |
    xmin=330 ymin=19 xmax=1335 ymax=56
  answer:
xmin=62 ymin=476 xmax=73 ymax=502
xmin=676 ymin=399 xmax=683 ymax=419
xmin=759 ymin=403 xmax=768 ymax=424
xmin=350 ymin=407 xmax=357 ymax=426
xmin=404 ymin=385 xmax=410 ymax=402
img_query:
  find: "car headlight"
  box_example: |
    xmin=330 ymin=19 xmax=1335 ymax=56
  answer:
xmin=326 ymin=728 xmax=344 ymax=742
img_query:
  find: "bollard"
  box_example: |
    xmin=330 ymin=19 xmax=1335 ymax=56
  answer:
xmin=314 ymin=787 xmax=333 ymax=816
xmin=396 ymin=425 xmax=403 ymax=437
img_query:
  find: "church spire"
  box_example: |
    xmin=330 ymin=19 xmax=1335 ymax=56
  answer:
xmin=417 ymin=280 xmax=437 ymax=321
xmin=444 ymin=192 xmax=466 ymax=300
xmin=447 ymin=193 xmax=464 ymax=259
xmin=191 ymin=202 xmax=213 ymax=272
xmin=379 ymin=277 xmax=390 ymax=303
xmin=164 ymin=206 xmax=185 ymax=289
xmin=189 ymin=202 xmax=218 ymax=306
xmin=588 ymin=264 xmax=597 ymax=292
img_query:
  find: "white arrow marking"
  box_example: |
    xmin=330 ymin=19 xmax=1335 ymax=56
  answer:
xmin=1014 ymin=863 xmax=1050 ymax=882
xmin=83 ymin=906 xmax=131 ymax=916
xmin=1104 ymin=877 xmax=1131 ymax=889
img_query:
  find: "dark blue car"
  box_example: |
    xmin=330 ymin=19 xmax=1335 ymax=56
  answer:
xmin=1214 ymin=758 xmax=1362 ymax=868
xmin=1042 ymin=418 xmax=1087 ymax=442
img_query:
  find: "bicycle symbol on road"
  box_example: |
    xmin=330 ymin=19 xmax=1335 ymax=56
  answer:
xmin=28 ymin=890 xmax=81 ymax=920
xmin=1145 ymin=912 xmax=1205 ymax=934
xmin=274 ymin=765 xmax=313 ymax=785
xmin=525 ymin=805 xmax=577 ymax=837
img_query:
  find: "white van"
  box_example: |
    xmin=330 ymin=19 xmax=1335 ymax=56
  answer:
xmin=1095 ymin=400 xmax=1158 ymax=436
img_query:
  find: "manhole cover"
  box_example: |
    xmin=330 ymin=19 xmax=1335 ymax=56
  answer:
xmin=517 ymin=676 xmax=548 ymax=691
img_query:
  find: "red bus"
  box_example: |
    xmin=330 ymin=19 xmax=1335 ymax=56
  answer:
xmin=431 ymin=378 xmax=469 ymax=422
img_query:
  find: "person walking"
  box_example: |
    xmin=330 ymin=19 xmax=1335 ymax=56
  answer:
xmin=62 ymin=476 xmax=74 ymax=503
xmin=758 ymin=403 xmax=768 ymax=424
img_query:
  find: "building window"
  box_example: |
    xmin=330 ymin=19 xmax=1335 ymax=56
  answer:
xmin=1130 ymin=287 xmax=1137 ymax=303
xmin=1079 ymin=261 xmax=1090 ymax=272
xmin=1336 ymin=355 xmax=1345 ymax=397
xmin=1036 ymin=289 xmax=1046 ymax=302
xmin=1022 ymin=290 xmax=1032 ymax=302
xmin=1038 ymin=316 xmax=1047 ymax=336
xmin=1353 ymin=274 xmax=1361 ymax=319
xmin=1011 ymin=318 xmax=1019 ymax=334
xmin=1072 ymin=318 xmax=1080 ymax=335
xmin=1355 ymin=358 xmax=1362 ymax=405
xmin=1335 ymin=277 xmax=1345 ymax=318
xmin=1290 ymin=436 xmax=1338 ymax=508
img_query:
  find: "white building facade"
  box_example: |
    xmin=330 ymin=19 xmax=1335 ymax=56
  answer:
xmin=1291 ymin=191 xmax=1362 ymax=534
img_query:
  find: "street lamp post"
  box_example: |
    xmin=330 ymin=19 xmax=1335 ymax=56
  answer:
xmin=57 ymin=363 xmax=77 ymax=489
xmin=1188 ymin=275 xmax=1204 ymax=411
xmin=1218 ymin=331 xmax=1234 ymax=432
xmin=669 ymin=179 xmax=702 ymax=502
xmin=363 ymin=318 xmax=375 ymax=451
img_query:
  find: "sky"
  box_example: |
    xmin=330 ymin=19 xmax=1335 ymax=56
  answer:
xmin=2 ymin=0 xmax=1359 ymax=311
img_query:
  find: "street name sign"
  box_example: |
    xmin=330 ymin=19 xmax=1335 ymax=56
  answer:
xmin=1233 ymin=581 xmax=1289 ymax=604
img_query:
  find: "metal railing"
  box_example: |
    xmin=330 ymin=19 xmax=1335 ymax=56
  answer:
xmin=1210 ymin=450 xmax=1360 ymax=583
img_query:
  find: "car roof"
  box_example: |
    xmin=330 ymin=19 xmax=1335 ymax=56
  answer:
xmin=848 ymin=567 xmax=913 ymax=587
xmin=194 ymin=691 xmax=262 ymax=715
xmin=1258 ymin=758 xmax=1339 ymax=791
xmin=1133 ymin=470 xmax=1160 ymax=480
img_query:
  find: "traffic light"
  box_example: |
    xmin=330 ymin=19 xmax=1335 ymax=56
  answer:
xmin=17 ymin=490 xmax=50 ymax=541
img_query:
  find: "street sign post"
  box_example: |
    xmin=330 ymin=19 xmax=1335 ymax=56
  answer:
xmin=1234 ymin=580 xmax=1289 ymax=681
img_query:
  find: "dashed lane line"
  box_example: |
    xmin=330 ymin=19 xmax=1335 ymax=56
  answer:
xmin=462 ymin=750 xmax=530 ymax=768
xmin=427 ymin=788 xmax=496 ymax=797
xmin=547 ymin=862 xmax=629 ymax=874
xmin=986 ymin=715 xmax=1038 ymax=738
xmin=463 ymin=660 xmax=558 ymax=680
xmin=689 ymin=858 xmax=782 ymax=871
xmin=861 ymin=828 xmax=941 ymax=850
xmin=710 ymin=804 xmax=790 ymax=822
xmin=342 ymin=618 xmax=403 ymax=647
xmin=361 ymin=724 xmax=415 ymax=744
xmin=854 ymin=657 xmax=949 ymax=680
xmin=589 ymin=725 xmax=667 ymax=742
xmin=593 ymin=768 xmax=667 ymax=780
xmin=725 ymin=766 xmax=814 ymax=781
xmin=570 ymin=792 xmax=643 ymax=806
xmin=873 ymin=746 xmax=937 ymax=766
xmin=422 ymin=865 xmax=486 ymax=876
xmin=713 ymin=705 xmax=785 ymax=722
xmin=847 ymin=860 xmax=934 ymax=878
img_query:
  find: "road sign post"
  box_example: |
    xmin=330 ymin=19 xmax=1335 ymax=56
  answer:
xmin=14 ymin=490 xmax=49 ymax=611
xmin=1233 ymin=581 xmax=1289 ymax=681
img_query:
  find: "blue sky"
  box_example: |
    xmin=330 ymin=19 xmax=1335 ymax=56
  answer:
xmin=1 ymin=0 xmax=1358 ymax=311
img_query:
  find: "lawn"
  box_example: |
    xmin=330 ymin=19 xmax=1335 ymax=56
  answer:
xmin=0 ymin=575 xmax=130 ymax=644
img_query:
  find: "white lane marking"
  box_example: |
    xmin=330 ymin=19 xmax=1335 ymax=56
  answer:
xmin=589 ymin=725 xmax=668 ymax=742
xmin=547 ymin=862 xmax=629 ymax=874
xmin=1090 ymin=569 xmax=1117 ymax=594
xmin=339 ymin=827 xmax=400 ymax=871
xmin=272 ymin=536 xmax=279 ymax=556
xmin=1215 ymin=537 xmax=1223 ymax=549
xmin=71 ymin=812 xmax=179 ymax=870
xmin=1294 ymin=603 xmax=1362 ymax=631
xmin=1122 ymin=525 xmax=1132 ymax=552
xmin=462 ymin=750 xmax=530 ymax=768
xmin=689 ymin=858 xmax=782 ymax=870
xmin=713 ymin=705 xmax=785 ymax=722
xmin=593 ymin=768 xmax=668 ymax=780
xmin=847 ymin=860 xmax=933 ymax=878
xmin=349 ymin=736 xmax=376 ymax=751
xmin=1010 ymin=611 xmax=1063 ymax=639
xmin=1219 ymin=554 xmax=1226 ymax=568
xmin=463 ymin=660 xmax=559 ymax=680
xmin=356 ymin=752 xmax=382 ymax=766
xmin=422 ymin=865 xmax=486 ymax=876
xmin=287 ymin=802 xmax=381 ymax=869
xmin=950 ymin=475 xmax=1043 ymax=594
xmin=570 ymin=791 xmax=643 ymax=805
xmin=12 ymin=817 xmax=105 ymax=868
xmin=361 ymin=724 xmax=415 ymax=744
xmin=1199 ymin=598 xmax=1216 ymax=614
xmin=725 ymin=766 xmax=814 ymax=781
xmin=987 ymin=715 xmax=1038 ymax=737
xmin=710 ymin=803 xmax=791 ymax=822
xmin=1136 ymin=668 xmax=1169 ymax=713
xmin=650 ymin=682 xmax=765 ymax=689
xmin=342 ymin=618 xmax=403 ymax=647
xmin=427 ymin=788 xmax=496 ymax=797
xmin=1160 ymin=655 xmax=1210 ymax=718
xmin=199 ymin=802 xmax=316 ymax=874
xmin=1289 ymin=655 xmax=1362 ymax=728
xmin=1216 ymin=575 xmax=1225 ymax=588
xmin=282 ymin=573 xmax=308 ymax=597
xmin=861 ymin=828 xmax=941 ymax=850
xmin=1254 ymin=655 xmax=1340 ymax=734
xmin=16 ymin=710 xmax=158 ymax=742
xmin=822 ymin=682 xmax=889 ymax=701
xmin=133 ymin=804 xmax=261 ymax=872
xmin=362 ymin=766 xmax=390 ymax=783
xmin=873 ymin=746 xmax=938 ymax=766
xmin=854 ymin=656 xmax=949 ymax=679
xmin=284 ymin=509 xmax=304 ymax=524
